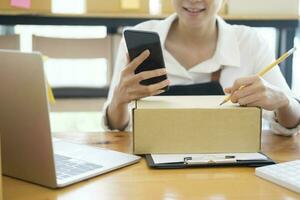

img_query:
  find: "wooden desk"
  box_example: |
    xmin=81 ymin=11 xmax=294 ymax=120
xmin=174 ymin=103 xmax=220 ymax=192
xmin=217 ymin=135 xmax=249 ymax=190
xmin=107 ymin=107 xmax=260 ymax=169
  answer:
xmin=3 ymin=130 xmax=300 ymax=200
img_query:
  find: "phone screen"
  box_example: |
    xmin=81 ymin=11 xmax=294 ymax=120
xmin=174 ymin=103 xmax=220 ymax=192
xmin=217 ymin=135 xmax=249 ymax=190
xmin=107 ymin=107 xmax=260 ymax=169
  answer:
xmin=124 ymin=30 xmax=168 ymax=89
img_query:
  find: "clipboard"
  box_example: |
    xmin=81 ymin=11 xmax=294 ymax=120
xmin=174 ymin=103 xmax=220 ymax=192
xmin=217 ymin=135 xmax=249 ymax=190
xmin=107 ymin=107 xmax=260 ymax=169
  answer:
xmin=145 ymin=152 xmax=275 ymax=169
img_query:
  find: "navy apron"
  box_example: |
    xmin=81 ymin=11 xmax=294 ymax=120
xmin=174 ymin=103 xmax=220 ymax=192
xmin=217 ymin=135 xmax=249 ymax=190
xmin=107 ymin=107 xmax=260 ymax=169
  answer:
xmin=160 ymin=69 xmax=224 ymax=96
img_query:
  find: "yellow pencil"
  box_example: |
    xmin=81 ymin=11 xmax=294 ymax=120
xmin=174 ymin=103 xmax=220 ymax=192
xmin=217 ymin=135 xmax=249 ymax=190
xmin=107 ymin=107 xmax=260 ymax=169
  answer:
xmin=42 ymin=56 xmax=56 ymax=104
xmin=220 ymin=47 xmax=297 ymax=106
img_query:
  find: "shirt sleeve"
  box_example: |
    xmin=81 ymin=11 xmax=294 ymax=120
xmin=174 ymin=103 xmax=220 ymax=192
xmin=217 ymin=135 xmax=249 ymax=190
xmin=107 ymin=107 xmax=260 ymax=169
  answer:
xmin=101 ymin=37 xmax=133 ymax=132
xmin=263 ymin=110 xmax=300 ymax=136
xmin=252 ymin=30 xmax=300 ymax=136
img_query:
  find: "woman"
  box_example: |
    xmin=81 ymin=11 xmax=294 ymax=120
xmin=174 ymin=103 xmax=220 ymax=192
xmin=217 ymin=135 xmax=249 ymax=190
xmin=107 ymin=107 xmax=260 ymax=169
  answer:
xmin=102 ymin=0 xmax=300 ymax=135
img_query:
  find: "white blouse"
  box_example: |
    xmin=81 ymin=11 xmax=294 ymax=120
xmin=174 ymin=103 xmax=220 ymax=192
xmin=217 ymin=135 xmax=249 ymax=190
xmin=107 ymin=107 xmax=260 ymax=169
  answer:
xmin=102 ymin=13 xmax=300 ymax=136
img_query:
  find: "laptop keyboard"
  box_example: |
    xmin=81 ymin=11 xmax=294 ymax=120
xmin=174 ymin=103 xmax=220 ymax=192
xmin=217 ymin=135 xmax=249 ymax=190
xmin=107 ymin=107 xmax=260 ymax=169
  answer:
xmin=54 ymin=154 xmax=103 ymax=180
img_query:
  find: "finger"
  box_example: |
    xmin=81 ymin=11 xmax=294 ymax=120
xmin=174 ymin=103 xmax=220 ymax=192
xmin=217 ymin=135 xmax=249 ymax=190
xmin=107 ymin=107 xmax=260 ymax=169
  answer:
xmin=224 ymin=87 xmax=232 ymax=94
xmin=231 ymin=75 xmax=259 ymax=94
xmin=147 ymin=79 xmax=170 ymax=93
xmin=152 ymin=89 xmax=165 ymax=96
xmin=138 ymin=89 xmax=165 ymax=98
xmin=128 ymin=89 xmax=165 ymax=101
xmin=244 ymin=100 xmax=263 ymax=108
xmin=237 ymin=93 xmax=262 ymax=106
xmin=231 ymin=82 xmax=263 ymax=103
xmin=125 ymin=49 xmax=150 ymax=73
xmin=133 ymin=68 xmax=167 ymax=82
xmin=141 ymin=79 xmax=170 ymax=96
xmin=127 ymin=79 xmax=168 ymax=100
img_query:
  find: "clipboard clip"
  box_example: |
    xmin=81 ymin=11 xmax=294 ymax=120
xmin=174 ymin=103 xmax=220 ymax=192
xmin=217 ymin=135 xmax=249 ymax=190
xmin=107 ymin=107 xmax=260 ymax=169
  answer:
xmin=183 ymin=155 xmax=237 ymax=165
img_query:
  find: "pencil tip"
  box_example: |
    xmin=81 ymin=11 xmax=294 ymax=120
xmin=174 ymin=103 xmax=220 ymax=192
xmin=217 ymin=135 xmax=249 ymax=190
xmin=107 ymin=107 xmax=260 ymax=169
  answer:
xmin=219 ymin=101 xmax=225 ymax=106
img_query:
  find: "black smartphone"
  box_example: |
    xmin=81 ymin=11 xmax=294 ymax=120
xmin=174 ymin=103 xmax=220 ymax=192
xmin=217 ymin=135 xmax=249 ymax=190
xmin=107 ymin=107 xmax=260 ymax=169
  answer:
xmin=124 ymin=29 xmax=168 ymax=91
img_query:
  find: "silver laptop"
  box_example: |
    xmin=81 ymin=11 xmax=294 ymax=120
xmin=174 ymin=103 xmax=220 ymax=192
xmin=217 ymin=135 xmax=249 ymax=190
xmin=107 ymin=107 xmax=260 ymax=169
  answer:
xmin=0 ymin=50 xmax=140 ymax=188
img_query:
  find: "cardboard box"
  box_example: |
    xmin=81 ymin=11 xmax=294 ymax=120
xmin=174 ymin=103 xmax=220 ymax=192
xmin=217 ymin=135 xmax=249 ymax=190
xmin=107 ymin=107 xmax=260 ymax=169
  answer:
xmin=227 ymin=0 xmax=298 ymax=16
xmin=87 ymin=0 xmax=149 ymax=14
xmin=133 ymin=96 xmax=261 ymax=154
xmin=0 ymin=0 xmax=51 ymax=13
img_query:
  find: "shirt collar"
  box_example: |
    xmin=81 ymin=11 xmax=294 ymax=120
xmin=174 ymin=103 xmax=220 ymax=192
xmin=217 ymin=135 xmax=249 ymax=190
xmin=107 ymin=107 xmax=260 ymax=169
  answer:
xmin=215 ymin=16 xmax=241 ymax=68
xmin=158 ymin=13 xmax=177 ymax=46
xmin=157 ymin=14 xmax=241 ymax=75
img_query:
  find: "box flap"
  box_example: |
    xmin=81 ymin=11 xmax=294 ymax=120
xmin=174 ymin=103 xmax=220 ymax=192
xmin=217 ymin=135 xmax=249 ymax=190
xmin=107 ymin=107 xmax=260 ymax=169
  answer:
xmin=136 ymin=95 xmax=245 ymax=109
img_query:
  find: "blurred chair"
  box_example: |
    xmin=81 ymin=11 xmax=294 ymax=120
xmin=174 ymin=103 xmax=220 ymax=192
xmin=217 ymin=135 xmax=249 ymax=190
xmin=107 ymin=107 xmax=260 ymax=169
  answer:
xmin=32 ymin=35 xmax=112 ymax=97
xmin=0 ymin=34 xmax=20 ymax=50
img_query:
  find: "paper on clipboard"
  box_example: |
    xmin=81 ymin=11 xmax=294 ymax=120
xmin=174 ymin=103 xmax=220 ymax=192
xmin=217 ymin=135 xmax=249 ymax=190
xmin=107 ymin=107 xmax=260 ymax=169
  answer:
xmin=151 ymin=153 xmax=268 ymax=164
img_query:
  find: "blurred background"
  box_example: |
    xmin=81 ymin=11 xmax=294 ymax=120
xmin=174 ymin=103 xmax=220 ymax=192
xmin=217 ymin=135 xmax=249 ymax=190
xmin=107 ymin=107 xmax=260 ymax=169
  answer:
xmin=0 ymin=0 xmax=299 ymax=132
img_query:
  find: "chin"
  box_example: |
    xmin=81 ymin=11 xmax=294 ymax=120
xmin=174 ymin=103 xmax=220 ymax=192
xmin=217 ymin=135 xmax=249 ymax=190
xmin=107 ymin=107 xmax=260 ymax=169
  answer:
xmin=178 ymin=7 xmax=210 ymax=28
xmin=180 ymin=15 xmax=208 ymax=28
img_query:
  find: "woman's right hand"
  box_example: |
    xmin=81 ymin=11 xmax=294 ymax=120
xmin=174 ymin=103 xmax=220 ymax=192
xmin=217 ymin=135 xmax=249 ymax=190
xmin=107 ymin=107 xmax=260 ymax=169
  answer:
xmin=112 ymin=49 xmax=170 ymax=107
xmin=107 ymin=49 xmax=169 ymax=130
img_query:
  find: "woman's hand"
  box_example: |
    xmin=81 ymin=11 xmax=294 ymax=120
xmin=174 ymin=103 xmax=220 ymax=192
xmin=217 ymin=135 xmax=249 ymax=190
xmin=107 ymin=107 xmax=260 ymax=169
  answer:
xmin=112 ymin=49 xmax=170 ymax=107
xmin=107 ymin=49 xmax=170 ymax=130
xmin=224 ymin=75 xmax=289 ymax=111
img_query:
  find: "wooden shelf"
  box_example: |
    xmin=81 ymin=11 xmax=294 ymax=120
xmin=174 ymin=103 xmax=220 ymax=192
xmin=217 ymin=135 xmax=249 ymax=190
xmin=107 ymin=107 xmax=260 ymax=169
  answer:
xmin=0 ymin=10 xmax=299 ymax=20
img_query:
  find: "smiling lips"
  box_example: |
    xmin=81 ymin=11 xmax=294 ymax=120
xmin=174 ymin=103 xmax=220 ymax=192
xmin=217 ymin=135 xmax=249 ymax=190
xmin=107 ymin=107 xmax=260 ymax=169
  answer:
xmin=183 ymin=6 xmax=206 ymax=15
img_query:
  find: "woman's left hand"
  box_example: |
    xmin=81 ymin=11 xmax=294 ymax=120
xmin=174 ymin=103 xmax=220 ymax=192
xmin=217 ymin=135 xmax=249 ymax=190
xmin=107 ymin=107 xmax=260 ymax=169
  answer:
xmin=224 ymin=75 xmax=290 ymax=111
